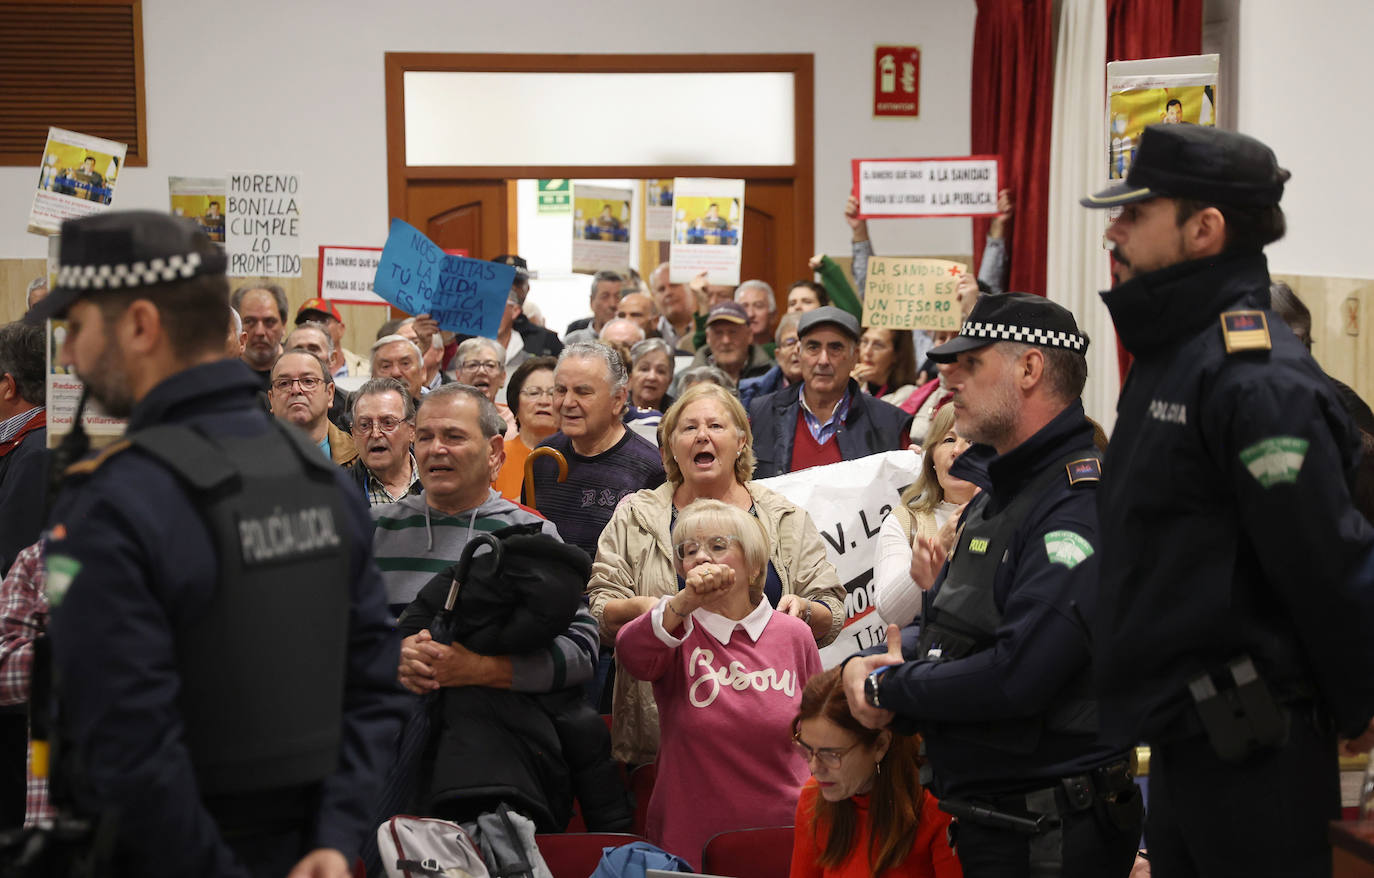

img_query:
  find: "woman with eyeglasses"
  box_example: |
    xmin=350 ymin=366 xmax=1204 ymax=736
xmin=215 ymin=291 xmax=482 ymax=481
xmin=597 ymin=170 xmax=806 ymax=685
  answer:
xmin=617 ymin=498 xmax=823 ymax=869
xmin=790 ymin=667 xmax=960 ymax=878
xmin=588 ymin=382 xmax=845 ymax=766
xmin=492 ymin=356 xmax=559 ymax=501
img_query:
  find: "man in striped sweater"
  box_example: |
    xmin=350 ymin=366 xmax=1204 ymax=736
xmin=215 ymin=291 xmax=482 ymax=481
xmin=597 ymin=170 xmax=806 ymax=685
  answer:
xmin=372 ymin=383 xmax=598 ymax=695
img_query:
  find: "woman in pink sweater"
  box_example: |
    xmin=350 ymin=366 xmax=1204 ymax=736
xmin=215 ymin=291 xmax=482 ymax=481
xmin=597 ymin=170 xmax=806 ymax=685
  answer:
xmin=617 ymin=498 xmax=823 ymax=869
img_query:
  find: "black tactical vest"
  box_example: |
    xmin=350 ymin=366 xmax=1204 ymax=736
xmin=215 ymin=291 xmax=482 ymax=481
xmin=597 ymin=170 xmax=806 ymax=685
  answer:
xmin=916 ymin=449 xmax=1100 ymax=753
xmin=129 ymin=421 xmax=351 ymax=796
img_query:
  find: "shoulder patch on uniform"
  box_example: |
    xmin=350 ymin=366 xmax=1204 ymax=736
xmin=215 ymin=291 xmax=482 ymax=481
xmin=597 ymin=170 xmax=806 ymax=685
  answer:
xmin=63 ymin=440 xmax=132 ymax=477
xmin=44 ymin=554 xmax=82 ymax=609
xmin=1044 ymin=530 xmax=1094 ymax=569
xmin=1240 ymin=436 xmax=1308 ymax=487
xmin=1220 ymin=310 xmax=1271 ymax=354
xmin=1065 ymin=458 xmax=1101 ymax=485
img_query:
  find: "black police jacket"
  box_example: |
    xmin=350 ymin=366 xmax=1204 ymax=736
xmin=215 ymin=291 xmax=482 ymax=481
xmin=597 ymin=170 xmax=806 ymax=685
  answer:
xmin=45 ymin=360 xmax=406 ymax=878
xmin=1095 ymin=252 xmax=1374 ymax=745
xmin=748 ymin=378 xmax=913 ymax=479
xmin=870 ymin=402 xmax=1124 ymax=799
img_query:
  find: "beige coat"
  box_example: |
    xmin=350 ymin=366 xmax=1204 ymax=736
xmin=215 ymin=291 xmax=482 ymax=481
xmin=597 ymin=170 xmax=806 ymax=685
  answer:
xmin=587 ymin=480 xmax=846 ymax=764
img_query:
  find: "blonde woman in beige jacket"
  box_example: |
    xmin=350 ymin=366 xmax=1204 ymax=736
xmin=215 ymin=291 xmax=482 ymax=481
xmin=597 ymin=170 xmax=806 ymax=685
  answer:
xmin=588 ymin=382 xmax=846 ymax=765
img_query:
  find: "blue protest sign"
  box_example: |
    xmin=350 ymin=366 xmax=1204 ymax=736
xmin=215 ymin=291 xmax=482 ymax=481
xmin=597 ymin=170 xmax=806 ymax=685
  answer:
xmin=372 ymin=218 xmax=515 ymax=338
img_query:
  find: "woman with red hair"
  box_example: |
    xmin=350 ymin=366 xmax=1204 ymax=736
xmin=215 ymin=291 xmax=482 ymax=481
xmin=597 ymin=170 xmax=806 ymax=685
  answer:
xmin=790 ymin=667 xmax=962 ymax=878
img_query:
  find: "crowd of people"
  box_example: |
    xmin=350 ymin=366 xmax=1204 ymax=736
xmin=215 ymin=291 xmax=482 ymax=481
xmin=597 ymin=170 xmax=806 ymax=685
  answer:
xmin=0 ymin=123 xmax=1371 ymax=878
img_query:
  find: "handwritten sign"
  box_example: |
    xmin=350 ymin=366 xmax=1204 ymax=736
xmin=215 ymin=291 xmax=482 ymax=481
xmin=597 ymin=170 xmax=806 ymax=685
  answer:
xmin=372 ymin=219 xmax=514 ymax=338
xmin=852 ymin=156 xmax=1000 ymax=219
xmin=862 ymin=257 xmax=965 ymax=331
xmin=318 ymin=246 xmax=385 ymax=305
xmin=227 ymin=172 xmax=301 ymax=276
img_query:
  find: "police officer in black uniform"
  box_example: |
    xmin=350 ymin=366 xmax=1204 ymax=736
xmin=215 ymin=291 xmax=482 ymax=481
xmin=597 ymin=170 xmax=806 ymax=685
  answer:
xmin=843 ymin=293 xmax=1143 ymax=877
xmin=27 ymin=211 xmax=406 ymax=877
xmin=1082 ymin=125 xmax=1374 ymax=877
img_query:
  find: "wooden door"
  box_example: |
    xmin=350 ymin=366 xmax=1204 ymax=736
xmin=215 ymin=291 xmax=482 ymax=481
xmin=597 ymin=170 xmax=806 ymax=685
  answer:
xmin=402 ymin=180 xmax=513 ymax=260
xmin=741 ymin=179 xmax=801 ymax=309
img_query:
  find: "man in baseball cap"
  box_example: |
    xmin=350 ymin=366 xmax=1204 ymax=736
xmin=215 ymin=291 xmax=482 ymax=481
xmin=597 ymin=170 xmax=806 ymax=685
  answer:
xmin=33 ymin=210 xmax=405 ymax=875
xmin=1084 ymin=123 xmax=1374 ymax=877
xmin=681 ymin=300 xmax=774 ymax=388
xmin=295 ymin=296 xmax=370 ymax=378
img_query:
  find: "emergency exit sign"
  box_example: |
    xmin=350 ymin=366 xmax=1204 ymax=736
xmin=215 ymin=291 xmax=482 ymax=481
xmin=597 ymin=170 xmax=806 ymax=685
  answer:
xmin=537 ymin=179 xmax=570 ymax=214
xmin=874 ymin=46 xmax=920 ymax=118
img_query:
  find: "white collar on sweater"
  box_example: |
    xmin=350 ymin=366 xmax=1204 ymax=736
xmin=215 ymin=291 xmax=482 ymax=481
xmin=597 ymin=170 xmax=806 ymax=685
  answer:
xmin=694 ymin=596 xmax=772 ymax=645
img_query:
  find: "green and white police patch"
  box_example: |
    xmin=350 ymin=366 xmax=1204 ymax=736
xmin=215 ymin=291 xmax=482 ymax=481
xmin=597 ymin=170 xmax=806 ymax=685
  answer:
xmin=1240 ymin=436 xmax=1309 ymax=488
xmin=1043 ymin=530 xmax=1093 ymax=569
xmin=44 ymin=554 xmax=82 ymax=609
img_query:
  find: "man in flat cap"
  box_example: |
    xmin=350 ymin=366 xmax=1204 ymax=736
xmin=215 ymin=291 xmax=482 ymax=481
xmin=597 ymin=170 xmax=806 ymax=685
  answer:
xmin=1084 ymin=124 xmax=1374 ymax=875
xmin=843 ymin=293 xmax=1142 ymax=876
xmin=28 ymin=210 xmax=405 ymax=877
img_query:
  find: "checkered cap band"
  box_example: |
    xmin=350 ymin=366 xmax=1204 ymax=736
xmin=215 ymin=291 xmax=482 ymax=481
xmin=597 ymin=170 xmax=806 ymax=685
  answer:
xmin=960 ymin=320 xmax=1087 ymax=352
xmin=55 ymin=252 xmax=204 ymax=291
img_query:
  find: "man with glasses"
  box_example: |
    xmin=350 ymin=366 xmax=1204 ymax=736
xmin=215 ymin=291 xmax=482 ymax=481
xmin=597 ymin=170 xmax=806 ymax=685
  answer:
xmin=455 ymin=337 xmax=518 ymax=439
xmin=345 ymin=377 xmax=420 ymax=507
xmin=749 ymin=307 xmax=910 ymax=478
xmin=285 ymin=321 xmax=349 ymax=429
xmin=269 ymin=348 xmax=357 ymax=466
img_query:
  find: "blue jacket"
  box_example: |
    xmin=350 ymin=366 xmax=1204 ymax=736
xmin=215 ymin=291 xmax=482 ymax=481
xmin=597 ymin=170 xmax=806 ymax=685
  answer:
xmin=46 ymin=360 xmax=406 ymax=877
xmin=747 ymin=379 xmax=911 ymax=478
xmin=738 ymin=365 xmax=785 ymax=411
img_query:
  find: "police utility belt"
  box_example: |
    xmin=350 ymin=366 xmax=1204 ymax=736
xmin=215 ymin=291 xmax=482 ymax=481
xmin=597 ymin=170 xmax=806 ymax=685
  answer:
xmin=1181 ymin=655 xmax=1313 ymax=762
xmin=938 ymin=758 xmax=1138 ymax=836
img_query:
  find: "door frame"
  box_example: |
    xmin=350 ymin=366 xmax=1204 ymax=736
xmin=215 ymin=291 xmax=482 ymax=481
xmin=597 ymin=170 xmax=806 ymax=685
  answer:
xmin=383 ymin=51 xmax=814 ymax=269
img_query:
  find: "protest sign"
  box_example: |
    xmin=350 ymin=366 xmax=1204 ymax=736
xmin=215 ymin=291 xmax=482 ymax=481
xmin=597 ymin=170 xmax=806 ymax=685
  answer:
xmin=852 ymin=157 xmax=1000 ymax=219
xmin=46 ymin=319 xmax=126 ymax=446
xmin=645 ymin=178 xmax=674 ymax=241
xmin=538 ymin=179 xmax=571 ymax=215
xmin=669 ymin=177 xmax=744 ymax=285
xmin=1106 ymin=54 xmax=1218 ymax=182
xmin=227 ymin=172 xmax=302 ymax=277
xmin=317 ymin=247 xmax=388 ymax=305
xmin=862 ymin=257 xmax=965 ymax=331
xmin=28 ymin=127 xmax=127 ymax=236
xmin=372 ymin=218 xmax=515 ymax=338
xmin=758 ymin=450 xmax=922 ymax=668
xmin=169 ymin=177 xmax=227 ymax=245
xmin=572 ymin=184 xmax=632 ymax=274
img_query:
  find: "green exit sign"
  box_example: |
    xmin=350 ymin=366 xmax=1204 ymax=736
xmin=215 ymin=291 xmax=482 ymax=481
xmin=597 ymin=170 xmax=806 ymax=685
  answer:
xmin=538 ymin=179 xmax=570 ymax=214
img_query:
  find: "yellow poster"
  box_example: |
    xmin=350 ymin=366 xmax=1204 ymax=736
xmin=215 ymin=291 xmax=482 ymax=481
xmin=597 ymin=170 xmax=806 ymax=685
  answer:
xmin=1106 ymin=55 xmax=1218 ymax=181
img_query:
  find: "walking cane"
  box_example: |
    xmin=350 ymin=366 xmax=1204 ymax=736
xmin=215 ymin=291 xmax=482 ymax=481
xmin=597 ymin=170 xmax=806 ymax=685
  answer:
xmin=523 ymin=446 xmax=568 ymax=513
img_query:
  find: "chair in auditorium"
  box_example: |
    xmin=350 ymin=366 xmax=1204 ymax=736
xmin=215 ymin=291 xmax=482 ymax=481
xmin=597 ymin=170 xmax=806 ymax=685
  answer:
xmin=628 ymin=762 xmax=657 ymax=836
xmin=701 ymin=825 xmax=795 ymax=878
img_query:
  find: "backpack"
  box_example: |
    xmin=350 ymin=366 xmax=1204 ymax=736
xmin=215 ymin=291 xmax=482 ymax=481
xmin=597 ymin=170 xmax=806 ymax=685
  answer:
xmin=461 ymin=804 xmax=553 ymax=878
xmin=377 ymin=815 xmax=489 ymax=878
xmin=588 ymin=841 xmax=693 ymax=878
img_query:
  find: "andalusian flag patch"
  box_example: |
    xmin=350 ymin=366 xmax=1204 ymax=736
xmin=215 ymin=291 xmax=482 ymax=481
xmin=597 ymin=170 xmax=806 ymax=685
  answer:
xmin=44 ymin=554 xmax=82 ymax=609
xmin=1044 ymin=531 xmax=1093 ymax=569
xmin=1240 ymin=436 xmax=1309 ymax=488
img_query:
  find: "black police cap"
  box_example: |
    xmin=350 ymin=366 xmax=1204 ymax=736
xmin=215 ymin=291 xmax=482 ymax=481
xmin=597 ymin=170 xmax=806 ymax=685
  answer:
xmin=26 ymin=210 xmax=226 ymax=325
xmin=928 ymin=292 xmax=1088 ymax=363
xmin=1082 ymin=124 xmax=1290 ymax=209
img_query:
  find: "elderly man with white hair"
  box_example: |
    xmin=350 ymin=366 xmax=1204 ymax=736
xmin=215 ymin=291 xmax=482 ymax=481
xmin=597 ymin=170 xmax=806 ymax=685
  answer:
xmin=370 ymin=333 xmax=427 ymax=406
xmin=735 ymin=279 xmax=777 ymax=351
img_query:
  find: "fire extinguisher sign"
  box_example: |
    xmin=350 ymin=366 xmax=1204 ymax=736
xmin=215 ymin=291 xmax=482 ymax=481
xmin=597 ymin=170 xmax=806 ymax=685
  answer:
xmin=874 ymin=46 xmax=921 ymax=118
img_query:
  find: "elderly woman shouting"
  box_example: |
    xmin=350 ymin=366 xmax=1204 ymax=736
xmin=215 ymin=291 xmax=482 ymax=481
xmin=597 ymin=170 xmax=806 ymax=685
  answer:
xmin=589 ymin=382 xmax=845 ymax=764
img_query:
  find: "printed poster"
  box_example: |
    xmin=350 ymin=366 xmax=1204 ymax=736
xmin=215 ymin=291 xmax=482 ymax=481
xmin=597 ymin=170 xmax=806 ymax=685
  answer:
xmin=644 ymin=178 xmax=674 ymax=242
xmin=318 ymin=246 xmax=387 ymax=305
xmin=46 ymin=319 xmax=127 ymax=446
xmin=169 ymin=176 xmax=227 ymax=245
xmin=28 ymin=127 xmax=127 ymax=236
xmin=669 ymin=177 xmax=744 ymax=285
xmin=227 ymin=172 xmax=302 ymax=277
xmin=572 ymin=184 xmax=632 ymax=275
xmin=852 ymin=157 xmax=1001 ymax=219
xmin=758 ymin=450 xmax=922 ymax=668
xmin=1106 ymin=54 xmax=1219 ymax=182
xmin=863 ymin=257 xmax=966 ymax=331
xmin=372 ymin=218 xmax=515 ymax=339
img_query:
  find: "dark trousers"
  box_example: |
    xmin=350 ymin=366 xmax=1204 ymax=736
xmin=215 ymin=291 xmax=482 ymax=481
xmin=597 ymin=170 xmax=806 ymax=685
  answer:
xmin=953 ymin=794 xmax=1141 ymax=877
xmin=1145 ymin=711 xmax=1338 ymax=878
xmin=0 ymin=711 xmax=27 ymax=830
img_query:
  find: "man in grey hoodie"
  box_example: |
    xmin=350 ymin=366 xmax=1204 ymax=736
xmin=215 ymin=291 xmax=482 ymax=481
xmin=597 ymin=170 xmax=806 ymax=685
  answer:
xmin=372 ymin=383 xmax=597 ymax=695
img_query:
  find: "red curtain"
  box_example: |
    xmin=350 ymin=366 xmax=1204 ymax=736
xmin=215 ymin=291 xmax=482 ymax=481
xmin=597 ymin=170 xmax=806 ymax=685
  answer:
xmin=970 ymin=0 xmax=1055 ymax=297
xmin=1105 ymin=0 xmax=1203 ymax=380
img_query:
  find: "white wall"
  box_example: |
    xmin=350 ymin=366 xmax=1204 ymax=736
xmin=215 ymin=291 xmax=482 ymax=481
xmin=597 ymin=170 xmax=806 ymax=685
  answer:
xmin=1235 ymin=1 xmax=1374 ymax=280
xmin=0 ymin=0 xmax=978 ymax=265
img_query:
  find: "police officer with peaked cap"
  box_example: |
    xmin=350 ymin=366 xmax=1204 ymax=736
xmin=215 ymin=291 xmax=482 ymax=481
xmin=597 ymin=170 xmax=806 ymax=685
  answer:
xmin=843 ymin=293 xmax=1143 ymax=877
xmin=1082 ymin=124 xmax=1374 ymax=876
xmin=27 ymin=210 xmax=406 ymax=877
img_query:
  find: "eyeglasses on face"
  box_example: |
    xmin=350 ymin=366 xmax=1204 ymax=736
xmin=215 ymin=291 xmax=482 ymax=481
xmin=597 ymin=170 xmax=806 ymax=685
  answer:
xmin=460 ymin=359 xmax=502 ymax=373
xmin=520 ymin=387 xmax=556 ymax=400
xmin=271 ymin=376 xmax=323 ymax=393
xmin=792 ymin=734 xmax=861 ymax=767
xmin=672 ymin=534 xmax=740 ymax=561
xmin=352 ymin=416 xmax=406 ymax=435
